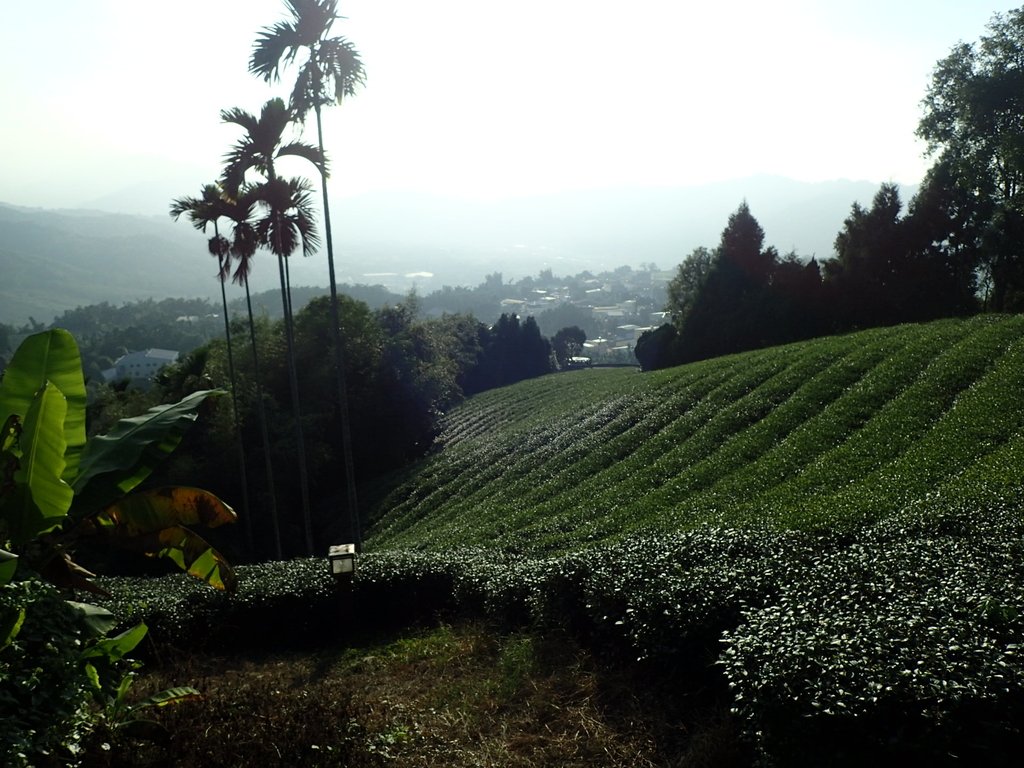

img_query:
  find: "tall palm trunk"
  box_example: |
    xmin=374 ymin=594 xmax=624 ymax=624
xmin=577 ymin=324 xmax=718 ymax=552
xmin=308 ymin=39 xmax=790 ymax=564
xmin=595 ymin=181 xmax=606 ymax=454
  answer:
xmin=214 ymin=222 xmax=254 ymax=556
xmin=243 ymin=275 xmax=283 ymax=559
xmin=314 ymin=101 xmax=361 ymax=548
xmin=266 ymin=155 xmax=314 ymax=555
xmin=275 ymin=248 xmax=314 ymax=555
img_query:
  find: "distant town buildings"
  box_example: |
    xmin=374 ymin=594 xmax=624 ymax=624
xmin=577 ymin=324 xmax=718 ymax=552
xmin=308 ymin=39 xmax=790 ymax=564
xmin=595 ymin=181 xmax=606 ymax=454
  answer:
xmin=102 ymin=348 xmax=179 ymax=383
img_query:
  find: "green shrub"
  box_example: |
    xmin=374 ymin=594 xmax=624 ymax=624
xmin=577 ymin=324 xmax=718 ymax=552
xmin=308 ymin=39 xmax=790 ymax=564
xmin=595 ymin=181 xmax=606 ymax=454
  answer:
xmin=1 ymin=578 xmax=95 ymax=767
xmin=98 ymin=509 xmax=1024 ymax=765
xmin=720 ymin=504 xmax=1024 ymax=765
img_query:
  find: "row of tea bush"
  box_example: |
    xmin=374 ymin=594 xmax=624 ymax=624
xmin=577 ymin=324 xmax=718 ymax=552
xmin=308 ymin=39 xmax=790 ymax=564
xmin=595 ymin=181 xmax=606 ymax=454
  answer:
xmin=100 ymin=495 xmax=1024 ymax=765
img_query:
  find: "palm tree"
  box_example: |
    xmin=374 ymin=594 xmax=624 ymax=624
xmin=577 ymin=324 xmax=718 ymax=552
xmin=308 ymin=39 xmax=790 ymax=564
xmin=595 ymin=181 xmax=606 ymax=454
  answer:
xmin=169 ymin=184 xmax=254 ymax=554
xmin=221 ymin=98 xmax=324 ymax=331
xmin=251 ymin=0 xmax=366 ymax=548
xmin=221 ymin=99 xmax=323 ymax=555
xmin=221 ymin=187 xmax=286 ymax=559
xmin=251 ymin=176 xmax=320 ymax=556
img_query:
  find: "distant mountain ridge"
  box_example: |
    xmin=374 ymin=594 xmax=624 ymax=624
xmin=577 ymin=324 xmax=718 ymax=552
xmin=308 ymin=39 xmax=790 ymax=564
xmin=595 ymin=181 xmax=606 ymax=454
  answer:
xmin=0 ymin=176 xmax=911 ymax=325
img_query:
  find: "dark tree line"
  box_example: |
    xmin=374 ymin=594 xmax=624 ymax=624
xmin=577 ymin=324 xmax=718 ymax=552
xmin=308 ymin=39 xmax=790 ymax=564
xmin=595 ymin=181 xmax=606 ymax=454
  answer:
xmin=459 ymin=313 xmax=552 ymax=394
xmin=637 ymin=184 xmax=978 ymax=370
xmin=638 ymin=9 xmax=1024 ymax=371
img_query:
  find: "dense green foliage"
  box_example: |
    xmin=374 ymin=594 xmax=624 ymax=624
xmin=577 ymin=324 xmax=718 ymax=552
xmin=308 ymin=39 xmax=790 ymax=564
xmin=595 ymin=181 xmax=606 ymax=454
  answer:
xmin=643 ymin=11 xmax=1024 ymax=368
xmin=918 ymin=7 xmax=1024 ymax=312
xmin=0 ymin=578 xmax=97 ymax=765
xmin=98 ymin=511 xmax=1024 ymax=764
xmin=722 ymin=503 xmax=1024 ymax=765
xmin=0 ymin=330 xmax=233 ymax=765
xmin=647 ymin=189 xmax=975 ymax=368
xmin=47 ymin=299 xmax=222 ymax=383
xmin=147 ymin=295 xmax=557 ymax=559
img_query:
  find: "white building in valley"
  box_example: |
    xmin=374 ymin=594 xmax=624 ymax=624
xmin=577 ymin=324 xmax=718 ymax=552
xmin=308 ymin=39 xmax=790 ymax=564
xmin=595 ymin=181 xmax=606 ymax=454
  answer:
xmin=103 ymin=348 xmax=179 ymax=383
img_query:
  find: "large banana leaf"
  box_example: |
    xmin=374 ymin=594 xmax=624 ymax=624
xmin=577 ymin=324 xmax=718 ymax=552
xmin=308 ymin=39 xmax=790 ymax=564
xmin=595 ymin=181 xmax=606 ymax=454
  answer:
xmin=1 ymin=417 xmax=17 ymax=541
xmin=0 ymin=330 xmax=86 ymax=483
xmin=90 ymin=486 xmax=237 ymax=533
xmin=134 ymin=686 xmax=203 ymax=708
xmin=80 ymin=487 xmax=237 ymax=592
xmin=5 ymin=382 xmax=73 ymax=546
xmin=1 ymin=414 xmax=17 ymax=454
xmin=68 ymin=601 xmax=118 ymax=636
xmin=70 ymin=390 xmax=222 ymax=517
xmin=149 ymin=528 xmax=236 ymax=593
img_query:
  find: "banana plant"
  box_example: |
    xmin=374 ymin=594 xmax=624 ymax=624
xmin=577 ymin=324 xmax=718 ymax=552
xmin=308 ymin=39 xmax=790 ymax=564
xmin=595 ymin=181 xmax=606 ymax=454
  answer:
xmin=0 ymin=329 xmax=237 ymax=593
xmin=81 ymin=618 xmax=202 ymax=745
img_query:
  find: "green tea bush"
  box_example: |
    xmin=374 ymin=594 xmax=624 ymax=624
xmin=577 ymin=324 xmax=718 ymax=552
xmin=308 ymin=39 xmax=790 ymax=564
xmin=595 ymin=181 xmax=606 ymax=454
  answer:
xmin=720 ymin=504 xmax=1024 ymax=766
xmin=371 ymin=317 xmax=1024 ymax=552
xmin=1 ymin=578 xmax=95 ymax=767
xmin=549 ymin=528 xmax=828 ymax=661
xmin=99 ymin=511 xmax=1024 ymax=765
xmin=94 ymin=317 xmax=1024 ymax=764
xmin=99 ymin=558 xmax=338 ymax=653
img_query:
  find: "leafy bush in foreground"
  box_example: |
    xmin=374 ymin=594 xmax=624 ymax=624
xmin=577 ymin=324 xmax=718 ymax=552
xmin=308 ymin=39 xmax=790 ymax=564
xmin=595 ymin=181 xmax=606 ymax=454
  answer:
xmin=1 ymin=578 xmax=95 ymax=766
xmin=721 ymin=502 xmax=1024 ymax=766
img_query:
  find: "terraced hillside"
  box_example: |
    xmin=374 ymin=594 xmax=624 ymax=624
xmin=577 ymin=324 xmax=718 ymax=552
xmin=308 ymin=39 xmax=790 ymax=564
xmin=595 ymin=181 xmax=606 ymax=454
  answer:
xmin=369 ymin=315 xmax=1024 ymax=552
xmin=355 ymin=315 xmax=1024 ymax=762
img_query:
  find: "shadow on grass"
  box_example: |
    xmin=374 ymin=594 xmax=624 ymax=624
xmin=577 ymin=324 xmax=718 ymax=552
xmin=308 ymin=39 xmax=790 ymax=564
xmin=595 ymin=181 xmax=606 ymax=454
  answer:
xmin=78 ymin=621 xmax=753 ymax=768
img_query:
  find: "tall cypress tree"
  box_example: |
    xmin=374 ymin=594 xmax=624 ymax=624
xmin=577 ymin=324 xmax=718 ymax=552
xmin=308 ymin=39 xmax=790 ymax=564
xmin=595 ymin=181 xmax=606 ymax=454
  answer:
xmin=678 ymin=202 xmax=777 ymax=362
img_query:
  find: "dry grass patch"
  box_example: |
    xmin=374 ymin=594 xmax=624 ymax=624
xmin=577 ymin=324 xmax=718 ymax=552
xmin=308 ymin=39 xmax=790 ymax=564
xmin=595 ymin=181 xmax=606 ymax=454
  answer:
xmin=79 ymin=623 xmax=747 ymax=767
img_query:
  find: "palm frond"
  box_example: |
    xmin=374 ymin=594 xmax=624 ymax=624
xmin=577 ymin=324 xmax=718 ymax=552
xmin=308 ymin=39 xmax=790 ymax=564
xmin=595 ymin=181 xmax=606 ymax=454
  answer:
xmin=207 ymin=234 xmax=231 ymax=259
xmin=219 ymin=106 xmax=259 ymax=135
xmin=208 ymin=235 xmax=233 ymax=283
xmin=221 ymin=99 xmax=295 ymax=190
xmin=170 ymin=184 xmax=227 ymax=232
xmin=289 ymin=63 xmax=320 ymax=119
xmin=168 ymin=194 xmax=200 ymax=223
xmin=285 ymin=176 xmax=321 ymax=257
xmin=226 ymin=186 xmax=261 ymax=222
xmin=199 ymin=183 xmax=223 ymax=204
xmin=251 ymin=22 xmax=303 ymax=82
xmin=230 ymin=219 xmax=260 ymax=286
xmin=289 ymin=35 xmax=365 ymax=115
xmin=257 ymin=209 xmax=296 ymax=260
xmin=253 ymin=0 xmax=361 ymax=117
xmin=250 ymin=177 xmax=320 ymax=258
xmin=294 ymin=212 xmax=321 ymax=258
xmin=293 ymin=0 xmax=339 ymax=42
xmin=320 ymin=36 xmax=366 ymax=99
xmin=259 ymin=97 xmax=294 ymax=133
xmin=221 ymin=146 xmax=260 ymax=196
xmin=277 ymin=141 xmax=327 ymax=176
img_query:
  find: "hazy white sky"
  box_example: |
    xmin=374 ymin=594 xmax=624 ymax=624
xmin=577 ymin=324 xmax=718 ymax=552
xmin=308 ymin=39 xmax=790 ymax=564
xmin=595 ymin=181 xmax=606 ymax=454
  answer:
xmin=3 ymin=0 xmax=1022 ymax=212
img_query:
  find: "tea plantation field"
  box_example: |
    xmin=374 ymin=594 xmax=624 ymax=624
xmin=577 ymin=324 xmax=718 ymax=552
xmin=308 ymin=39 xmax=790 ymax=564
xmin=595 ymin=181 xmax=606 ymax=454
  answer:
xmin=105 ymin=315 xmax=1024 ymax=765
xmin=358 ymin=314 xmax=1024 ymax=763
xmin=370 ymin=314 xmax=1024 ymax=551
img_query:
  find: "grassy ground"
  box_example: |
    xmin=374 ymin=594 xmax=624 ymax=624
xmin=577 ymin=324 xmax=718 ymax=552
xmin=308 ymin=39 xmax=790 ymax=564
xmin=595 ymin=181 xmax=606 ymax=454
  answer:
xmin=80 ymin=623 xmax=749 ymax=768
